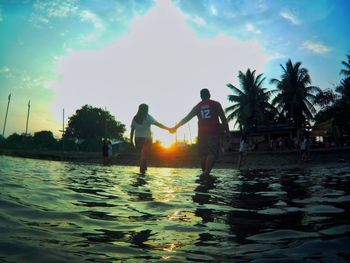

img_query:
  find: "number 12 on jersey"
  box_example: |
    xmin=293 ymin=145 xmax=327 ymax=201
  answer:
xmin=200 ymin=108 xmax=211 ymax=119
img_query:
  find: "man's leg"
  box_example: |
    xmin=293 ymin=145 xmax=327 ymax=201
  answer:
xmin=198 ymin=135 xmax=207 ymax=174
xmin=237 ymin=154 xmax=241 ymax=169
xmin=202 ymin=135 xmax=220 ymax=176
xmin=203 ymin=154 xmax=216 ymax=176
xmin=200 ymin=157 xmax=206 ymax=172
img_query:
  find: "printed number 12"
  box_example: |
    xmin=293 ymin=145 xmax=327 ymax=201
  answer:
xmin=201 ymin=109 xmax=211 ymax=119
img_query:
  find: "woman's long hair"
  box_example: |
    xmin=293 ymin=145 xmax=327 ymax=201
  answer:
xmin=134 ymin=104 xmax=149 ymax=124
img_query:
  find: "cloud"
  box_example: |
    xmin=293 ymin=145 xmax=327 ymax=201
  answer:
xmin=33 ymin=0 xmax=78 ymax=18
xmin=29 ymin=0 xmax=79 ymax=27
xmin=80 ymin=10 xmax=103 ymax=29
xmin=209 ymin=5 xmax=218 ymax=16
xmin=49 ymin=0 xmax=271 ymax=140
xmin=302 ymin=40 xmax=331 ymax=54
xmin=245 ymin=23 xmax=262 ymax=35
xmin=191 ymin=16 xmax=206 ymax=26
xmin=280 ymin=10 xmax=300 ymax=25
xmin=0 ymin=67 xmax=10 ymax=74
xmin=0 ymin=7 xmax=3 ymax=22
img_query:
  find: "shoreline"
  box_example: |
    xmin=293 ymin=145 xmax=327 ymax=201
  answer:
xmin=1 ymin=147 xmax=349 ymax=170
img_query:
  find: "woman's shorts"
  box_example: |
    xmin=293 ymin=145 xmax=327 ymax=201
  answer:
xmin=135 ymin=137 xmax=152 ymax=151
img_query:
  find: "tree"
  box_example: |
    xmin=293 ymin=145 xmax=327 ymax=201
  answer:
xmin=33 ymin=130 xmax=58 ymax=149
xmin=314 ymin=53 xmax=350 ymax=145
xmin=225 ymin=69 xmax=276 ymax=131
xmin=5 ymin=133 xmax=33 ymax=149
xmin=65 ymin=105 xmax=126 ymax=140
xmin=340 ymin=53 xmax=350 ymax=78
xmin=337 ymin=53 xmax=350 ymax=100
xmin=314 ymin=89 xmax=337 ymax=108
xmin=271 ymin=59 xmax=321 ymax=131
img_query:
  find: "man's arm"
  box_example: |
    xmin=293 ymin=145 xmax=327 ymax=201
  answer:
xmin=216 ymin=102 xmax=230 ymax=134
xmin=174 ymin=106 xmax=197 ymax=130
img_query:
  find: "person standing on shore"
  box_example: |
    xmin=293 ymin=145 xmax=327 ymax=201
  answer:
xmin=172 ymin=89 xmax=230 ymax=176
xmin=300 ymin=136 xmax=307 ymax=162
xmin=102 ymin=139 xmax=109 ymax=165
xmin=107 ymin=140 xmax=113 ymax=164
xmin=130 ymin=104 xmax=172 ymax=174
xmin=238 ymin=134 xmax=247 ymax=169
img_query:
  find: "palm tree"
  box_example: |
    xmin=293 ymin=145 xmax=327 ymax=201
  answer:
xmin=314 ymin=53 xmax=350 ymax=145
xmin=270 ymin=59 xmax=321 ymax=133
xmin=225 ymin=69 xmax=276 ymax=131
xmin=340 ymin=53 xmax=350 ymax=78
xmin=337 ymin=53 xmax=350 ymax=99
xmin=314 ymin=89 xmax=337 ymax=108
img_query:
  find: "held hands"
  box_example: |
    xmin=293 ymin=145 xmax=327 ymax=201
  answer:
xmin=168 ymin=127 xmax=177 ymax=134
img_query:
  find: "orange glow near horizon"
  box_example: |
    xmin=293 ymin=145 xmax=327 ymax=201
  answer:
xmin=159 ymin=137 xmax=176 ymax=148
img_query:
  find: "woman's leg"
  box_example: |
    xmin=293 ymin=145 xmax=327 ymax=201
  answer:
xmin=140 ymin=140 xmax=150 ymax=174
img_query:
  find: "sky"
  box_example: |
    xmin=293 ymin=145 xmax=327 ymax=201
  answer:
xmin=1 ymin=0 xmax=349 ymax=145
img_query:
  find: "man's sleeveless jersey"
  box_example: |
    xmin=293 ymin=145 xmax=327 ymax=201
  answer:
xmin=195 ymin=99 xmax=221 ymax=135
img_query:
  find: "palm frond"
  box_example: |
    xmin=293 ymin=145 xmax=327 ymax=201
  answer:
xmin=226 ymin=83 xmax=244 ymax=96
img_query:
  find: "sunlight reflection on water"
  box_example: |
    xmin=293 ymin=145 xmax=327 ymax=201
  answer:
xmin=1 ymin=156 xmax=350 ymax=262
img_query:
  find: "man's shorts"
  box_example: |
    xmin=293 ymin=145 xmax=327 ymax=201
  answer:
xmin=198 ymin=134 xmax=220 ymax=159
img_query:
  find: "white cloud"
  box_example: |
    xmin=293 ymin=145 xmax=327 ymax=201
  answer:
xmin=210 ymin=5 xmax=218 ymax=16
xmin=28 ymin=14 xmax=49 ymax=27
xmin=280 ymin=10 xmax=300 ymax=25
xmin=30 ymin=0 xmax=78 ymax=27
xmin=49 ymin=0 xmax=271 ymax=141
xmin=0 ymin=7 xmax=3 ymax=22
xmin=302 ymin=40 xmax=331 ymax=54
xmin=192 ymin=16 xmax=206 ymax=26
xmin=0 ymin=67 xmax=10 ymax=74
xmin=80 ymin=33 xmax=98 ymax=44
xmin=80 ymin=10 xmax=104 ymax=29
xmin=245 ymin=23 xmax=262 ymax=35
xmin=33 ymin=0 xmax=78 ymax=18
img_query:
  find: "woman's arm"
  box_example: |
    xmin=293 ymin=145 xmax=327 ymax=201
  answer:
xmin=154 ymin=121 xmax=170 ymax=131
xmin=130 ymin=127 xmax=135 ymax=146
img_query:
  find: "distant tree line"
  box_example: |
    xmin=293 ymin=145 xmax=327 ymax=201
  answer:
xmin=314 ymin=54 xmax=350 ymax=144
xmin=0 ymin=105 xmax=126 ymax=152
xmin=225 ymin=54 xmax=350 ymax=143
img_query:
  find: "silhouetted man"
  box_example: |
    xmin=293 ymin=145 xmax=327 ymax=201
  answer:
xmin=172 ymin=89 xmax=230 ymax=176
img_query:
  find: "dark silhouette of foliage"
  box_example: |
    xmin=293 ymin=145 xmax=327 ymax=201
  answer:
xmin=315 ymin=53 xmax=350 ymax=145
xmin=225 ymin=69 xmax=276 ymax=131
xmin=270 ymin=59 xmax=321 ymax=130
xmin=314 ymin=89 xmax=337 ymax=108
xmin=337 ymin=53 xmax=350 ymax=100
xmin=64 ymin=105 xmax=126 ymax=140
xmin=340 ymin=53 xmax=350 ymax=78
xmin=33 ymin=130 xmax=58 ymax=149
xmin=4 ymin=133 xmax=33 ymax=149
xmin=0 ymin=135 xmax=5 ymax=147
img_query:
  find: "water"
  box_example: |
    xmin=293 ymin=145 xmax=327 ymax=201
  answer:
xmin=1 ymin=156 xmax=350 ymax=262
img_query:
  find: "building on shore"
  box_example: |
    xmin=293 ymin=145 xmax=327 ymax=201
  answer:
xmin=229 ymin=124 xmax=296 ymax=151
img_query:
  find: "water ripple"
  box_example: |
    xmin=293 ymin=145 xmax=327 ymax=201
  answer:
xmin=0 ymin=156 xmax=349 ymax=262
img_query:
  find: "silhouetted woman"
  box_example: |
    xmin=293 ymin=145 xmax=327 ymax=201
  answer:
xmin=130 ymin=104 xmax=171 ymax=174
